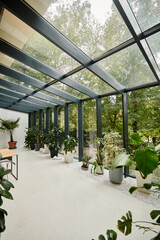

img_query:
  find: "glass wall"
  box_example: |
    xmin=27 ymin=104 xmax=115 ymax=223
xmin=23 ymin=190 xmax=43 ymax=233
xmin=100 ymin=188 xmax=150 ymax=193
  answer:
xmin=69 ymin=103 xmax=78 ymax=158
xmin=83 ymin=100 xmax=97 ymax=161
xmin=128 ymin=87 xmax=160 ymax=183
xmin=49 ymin=108 xmax=54 ymax=130
xmin=58 ymin=106 xmax=64 ymax=154
xmin=101 ymin=94 xmax=123 ymax=135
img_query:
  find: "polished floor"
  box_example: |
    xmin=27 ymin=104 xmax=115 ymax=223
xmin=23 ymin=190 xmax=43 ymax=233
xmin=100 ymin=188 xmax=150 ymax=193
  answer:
xmin=2 ymin=148 xmax=159 ymax=240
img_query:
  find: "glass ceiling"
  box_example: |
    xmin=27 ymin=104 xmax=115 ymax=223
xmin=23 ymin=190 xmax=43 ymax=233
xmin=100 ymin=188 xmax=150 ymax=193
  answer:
xmin=0 ymin=0 xmax=159 ymax=113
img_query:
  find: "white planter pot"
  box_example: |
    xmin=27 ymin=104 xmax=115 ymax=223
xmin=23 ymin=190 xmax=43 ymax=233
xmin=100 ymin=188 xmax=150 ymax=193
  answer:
xmin=96 ymin=165 xmax=104 ymax=175
xmin=44 ymin=144 xmax=49 ymax=154
xmin=135 ymin=170 xmax=152 ymax=194
xmin=64 ymin=151 xmax=74 ymax=163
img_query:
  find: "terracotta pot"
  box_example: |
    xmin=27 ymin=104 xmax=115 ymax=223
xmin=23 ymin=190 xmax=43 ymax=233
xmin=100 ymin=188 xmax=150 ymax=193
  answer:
xmin=8 ymin=141 xmax=17 ymax=149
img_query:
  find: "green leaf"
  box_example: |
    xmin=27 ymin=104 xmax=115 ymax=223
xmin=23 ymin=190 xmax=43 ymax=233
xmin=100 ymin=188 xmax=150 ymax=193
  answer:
xmin=1 ymin=179 xmax=14 ymax=191
xmin=98 ymin=234 xmax=106 ymax=240
xmin=0 ymin=169 xmax=12 ymax=178
xmin=106 ymin=230 xmax=117 ymax=240
xmin=129 ymin=186 xmax=138 ymax=194
xmin=151 ymin=232 xmax=160 ymax=240
xmin=118 ymin=211 xmax=132 ymax=235
xmin=111 ymin=152 xmax=133 ymax=170
xmin=150 ymin=210 xmax=160 ymax=223
xmin=0 ymin=197 xmax=3 ymax=206
xmin=130 ymin=133 xmax=142 ymax=146
xmin=135 ymin=147 xmax=159 ymax=178
xmin=0 ymin=190 xmax=13 ymax=200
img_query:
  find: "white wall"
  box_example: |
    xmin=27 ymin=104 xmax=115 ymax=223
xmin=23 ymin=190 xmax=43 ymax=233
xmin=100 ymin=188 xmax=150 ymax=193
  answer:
xmin=0 ymin=108 xmax=28 ymax=148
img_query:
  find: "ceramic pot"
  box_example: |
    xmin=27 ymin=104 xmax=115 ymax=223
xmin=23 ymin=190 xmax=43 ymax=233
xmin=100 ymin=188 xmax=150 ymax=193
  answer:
xmin=44 ymin=144 xmax=49 ymax=154
xmin=64 ymin=151 xmax=74 ymax=163
xmin=35 ymin=143 xmax=41 ymax=151
xmin=81 ymin=162 xmax=89 ymax=171
xmin=30 ymin=143 xmax=35 ymax=150
xmin=50 ymin=149 xmax=58 ymax=158
xmin=8 ymin=141 xmax=17 ymax=149
xmin=109 ymin=167 xmax=123 ymax=184
xmin=135 ymin=170 xmax=152 ymax=194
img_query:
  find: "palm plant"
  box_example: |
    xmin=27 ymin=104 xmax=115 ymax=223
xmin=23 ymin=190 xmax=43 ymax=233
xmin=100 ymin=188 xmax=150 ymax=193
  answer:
xmin=0 ymin=118 xmax=20 ymax=142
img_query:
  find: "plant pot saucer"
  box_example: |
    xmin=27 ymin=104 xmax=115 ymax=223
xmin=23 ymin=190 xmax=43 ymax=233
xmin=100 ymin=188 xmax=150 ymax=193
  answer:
xmin=81 ymin=166 xmax=88 ymax=171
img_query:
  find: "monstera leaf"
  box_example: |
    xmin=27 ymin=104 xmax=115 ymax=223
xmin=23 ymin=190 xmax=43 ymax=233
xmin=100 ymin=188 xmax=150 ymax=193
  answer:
xmin=111 ymin=152 xmax=133 ymax=170
xmin=135 ymin=146 xmax=159 ymax=178
xmin=118 ymin=211 xmax=132 ymax=236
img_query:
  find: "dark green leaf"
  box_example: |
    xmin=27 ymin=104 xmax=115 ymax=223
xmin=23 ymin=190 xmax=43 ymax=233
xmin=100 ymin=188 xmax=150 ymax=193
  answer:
xmin=98 ymin=234 xmax=106 ymax=240
xmin=150 ymin=210 xmax=160 ymax=223
xmin=1 ymin=190 xmax=13 ymax=200
xmin=0 ymin=169 xmax=12 ymax=178
xmin=129 ymin=186 xmax=138 ymax=194
xmin=1 ymin=179 xmax=14 ymax=190
xmin=151 ymin=232 xmax=160 ymax=240
xmin=118 ymin=211 xmax=132 ymax=235
xmin=0 ymin=197 xmax=3 ymax=206
xmin=106 ymin=229 xmax=117 ymax=240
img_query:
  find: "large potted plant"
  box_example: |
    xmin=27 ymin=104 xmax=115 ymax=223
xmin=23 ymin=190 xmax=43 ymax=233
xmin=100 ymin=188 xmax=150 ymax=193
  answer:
xmin=64 ymin=135 xmax=77 ymax=163
xmin=48 ymin=127 xmax=64 ymax=158
xmin=102 ymin=131 xmax=126 ymax=183
xmin=24 ymin=127 xmax=36 ymax=150
xmin=0 ymin=118 xmax=20 ymax=149
xmin=40 ymin=130 xmax=49 ymax=154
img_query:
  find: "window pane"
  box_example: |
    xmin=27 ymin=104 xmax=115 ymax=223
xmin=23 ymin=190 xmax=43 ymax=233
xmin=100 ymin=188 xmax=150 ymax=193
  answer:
xmin=98 ymin=44 xmax=157 ymax=88
xmin=83 ymin=100 xmax=97 ymax=161
xmin=69 ymin=104 xmax=78 ymax=158
xmin=25 ymin=0 xmax=131 ymax=59
xmin=128 ymin=86 xmax=160 ymax=183
xmin=128 ymin=0 xmax=160 ymax=31
xmin=102 ymin=95 xmax=123 ymax=135
xmin=147 ymin=32 xmax=160 ymax=70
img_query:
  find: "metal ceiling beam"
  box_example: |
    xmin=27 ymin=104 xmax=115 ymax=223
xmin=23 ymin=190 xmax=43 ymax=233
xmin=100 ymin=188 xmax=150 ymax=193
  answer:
xmin=113 ymin=0 xmax=160 ymax=84
xmin=1 ymin=0 xmax=124 ymax=93
xmin=0 ymin=88 xmax=56 ymax=108
xmin=0 ymin=105 xmax=30 ymax=113
xmin=0 ymin=63 xmax=78 ymax=104
xmin=0 ymin=78 xmax=65 ymax=106
xmin=0 ymin=39 xmax=97 ymax=99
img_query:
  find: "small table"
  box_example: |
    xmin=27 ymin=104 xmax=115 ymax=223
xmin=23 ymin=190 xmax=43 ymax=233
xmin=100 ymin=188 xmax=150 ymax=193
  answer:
xmin=0 ymin=148 xmax=18 ymax=180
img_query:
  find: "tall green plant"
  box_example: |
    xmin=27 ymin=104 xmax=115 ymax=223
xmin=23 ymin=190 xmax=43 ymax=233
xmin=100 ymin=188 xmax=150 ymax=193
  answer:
xmin=64 ymin=135 xmax=77 ymax=154
xmin=0 ymin=118 xmax=20 ymax=142
xmin=0 ymin=166 xmax=14 ymax=234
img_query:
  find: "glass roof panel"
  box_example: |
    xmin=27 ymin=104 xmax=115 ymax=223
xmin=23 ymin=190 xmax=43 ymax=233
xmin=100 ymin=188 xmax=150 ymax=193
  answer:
xmin=71 ymin=69 xmax=114 ymax=94
xmin=128 ymin=0 xmax=160 ymax=31
xmin=54 ymin=82 xmax=88 ymax=99
xmin=41 ymin=90 xmax=70 ymax=102
xmin=98 ymin=43 xmax=157 ymax=88
xmin=25 ymin=0 xmax=131 ymax=59
xmin=0 ymin=9 xmax=79 ymax=74
xmin=146 ymin=32 xmax=160 ymax=70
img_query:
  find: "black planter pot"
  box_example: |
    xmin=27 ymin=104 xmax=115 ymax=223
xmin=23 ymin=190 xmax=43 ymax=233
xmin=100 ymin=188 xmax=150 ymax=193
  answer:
xmin=35 ymin=143 xmax=41 ymax=151
xmin=50 ymin=149 xmax=58 ymax=158
xmin=30 ymin=143 xmax=35 ymax=150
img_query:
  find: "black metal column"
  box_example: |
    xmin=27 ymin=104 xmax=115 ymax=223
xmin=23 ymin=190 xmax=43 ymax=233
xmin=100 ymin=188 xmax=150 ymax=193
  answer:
xmin=39 ymin=109 xmax=42 ymax=129
xmin=122 ymin=93 xmax=129 ymax=177
xmin=54 ymin=106 xmax=58 ymax=128
xmin=33 ymin=111 xmax=36 ymax=127
xmin=65 ymin=104 xmax=69 ymax=139
xmin=28 ymin=113 xmax=32 ymax=128
xmin=46 ymin=108 xmax=50 ymax=132
xmin=78 ymin=101 xmax=83 ymax=161
xmin=96 ymin=98 xmax=102 ymax=138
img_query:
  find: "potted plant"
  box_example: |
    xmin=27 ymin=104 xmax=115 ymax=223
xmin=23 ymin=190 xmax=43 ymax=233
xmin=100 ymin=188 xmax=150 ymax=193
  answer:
xmin=0 ymin=118 xmax=20 ymax=149
xmin=91 ymin=138 xmax=104 ymax=175
xmin=102 ymin=131 xmax=126 ymax=183
xmin=40 ymin=130 xmax=49 ymax=154
xmin=0 ymin=163 xmax=14 ymax=236
xmin=81 ymin=155 xmax=91 ymax=171
xmin=64 ymin=135 xmax=77 ymax=163
xmin=24 ymin=127 xmax=36 ymax=150
xmin=48 ymin=127 xmax=64 ymax=158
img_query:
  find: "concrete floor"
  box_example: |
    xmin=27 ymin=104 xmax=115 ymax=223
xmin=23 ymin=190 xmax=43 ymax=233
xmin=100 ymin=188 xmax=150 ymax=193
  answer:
xmin=2 ymin=148 xmax=159 ymax=240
